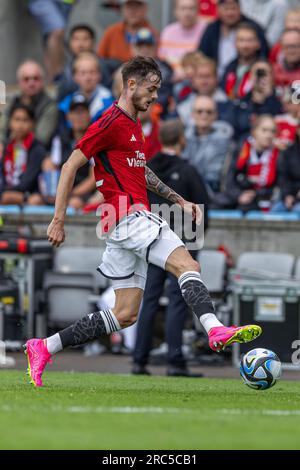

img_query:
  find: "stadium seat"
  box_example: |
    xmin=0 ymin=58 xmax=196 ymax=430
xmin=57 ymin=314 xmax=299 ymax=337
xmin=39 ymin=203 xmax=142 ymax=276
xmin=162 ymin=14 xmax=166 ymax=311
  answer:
xmin=44 ymin=247 xmax=109 ymax=328
xmin=54 ymin=246 xmax=108 ymax=290
xmin=44 ymin=272 xmax=95 ymax=326
xmin=245 ymin=211 xmax=300 ymax=221
xmin=236 ymin=252 xmax=295 ymax=278
xmin=197 ymin=250 xmax=226 ymax=293
xmin=0 ymin=205 xmax=21 ymax=214
xmin=208 ymin=210 xmax=243 ymax=219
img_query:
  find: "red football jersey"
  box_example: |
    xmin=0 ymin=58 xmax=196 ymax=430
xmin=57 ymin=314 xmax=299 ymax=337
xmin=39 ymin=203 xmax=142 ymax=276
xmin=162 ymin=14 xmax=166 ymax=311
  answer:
xmin=76 ymin=103 xmax=150 ymax=232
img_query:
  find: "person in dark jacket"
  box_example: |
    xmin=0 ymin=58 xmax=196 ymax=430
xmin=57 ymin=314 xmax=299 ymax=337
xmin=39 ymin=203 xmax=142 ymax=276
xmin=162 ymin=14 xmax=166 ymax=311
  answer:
xmin=0 ymin=104 xmax=46 ymax=205
xmin=132 ymin=119 xmax=209 ymax=377
xmin=199 ymin=0 xmax=268 ymax=78
xmin=272 ymin=133 xmax=300 ymax=213
xmin=228 ymin=60 xmax=283 ymax=142
xmin=0 ymin=61 xmax=58 ymax=152
xmin=57 ymin=24 xmax=120 ymax=101
xmin=221 ymin=22 xmax=264 ymax=100
xmin=36 ymin=94 xmax=95 ymax=209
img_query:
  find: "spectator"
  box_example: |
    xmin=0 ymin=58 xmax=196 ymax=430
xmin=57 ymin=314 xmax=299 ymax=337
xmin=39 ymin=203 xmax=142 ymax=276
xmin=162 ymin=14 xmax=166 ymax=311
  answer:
xmin=240 ymin=0 xmax=288 ymax=46
xmin=183 ymin=95 xmax=234 ymax=194
xmin=272 ymin=127 xmax=300 ymax=214
xmin=158 ymin=0 xmax=207 ymax=81
xmin=97 ymin=0 xmax=157 ymax=63
xmin=39 ymin=95 xmax=95 ymax=210
xmin=57 ymin=24 xmax=120 ymax=100
xmin=28 ymin=0 xmax=75 ymax=82
xmin=132 ymin=119 xmax=209 ymax=377
xmin=270 ymin=8 xmax=300 ymax=65
xmin=228 ymin=60 xmax=283 ymax=141
xmin=221 ymin=22 xmax=262 ymax=100
xmin=273 ymin=29 xmax=300 ymax=97
xmin=58 ymin=52 xmax=114 ymax=125
xmin=173 ymin=51 xmax=204 ymax=104
xmin=131 ymin=28 xmax=173 ymax=116
xmin=275 ymin=84 xmax=300 ymax=150
xmin=177 ymin=57 xmax=230 ymax=125
xmin=0 ymin=104 xmax=46 ymax=206
xmin=221 ymin=115 xmax=279 ymax=212
xmin=199 ymin=0 xmax=268 ymax=78
xmin=0 ymin=60 xmax=58 ymax=153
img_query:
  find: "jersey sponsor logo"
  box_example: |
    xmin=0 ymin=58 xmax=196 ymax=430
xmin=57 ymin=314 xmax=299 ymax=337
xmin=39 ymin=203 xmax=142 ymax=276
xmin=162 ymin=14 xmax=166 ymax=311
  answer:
xmin=130 ymin=134 xmax=137 ymax=142
xmin=127 ymin=150 xmax=146 ymax=168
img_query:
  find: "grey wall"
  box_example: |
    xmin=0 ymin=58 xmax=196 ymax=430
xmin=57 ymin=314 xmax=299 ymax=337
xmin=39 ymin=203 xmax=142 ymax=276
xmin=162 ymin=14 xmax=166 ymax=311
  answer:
xmin=0 ymin=0 xmax=166 ymax=85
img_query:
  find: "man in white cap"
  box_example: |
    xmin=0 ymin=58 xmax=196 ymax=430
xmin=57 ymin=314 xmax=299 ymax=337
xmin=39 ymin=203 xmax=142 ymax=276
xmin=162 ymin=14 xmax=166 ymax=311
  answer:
xmin=98 ymin=0 xmax=157 ymax=63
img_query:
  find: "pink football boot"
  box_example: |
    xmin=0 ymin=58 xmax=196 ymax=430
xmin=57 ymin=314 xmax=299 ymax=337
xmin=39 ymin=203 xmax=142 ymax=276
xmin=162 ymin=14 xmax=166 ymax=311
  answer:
xmin=208 ymin=325 xmax=262 ymax=353
xmin=24 ymin=339 xmax=52 ymax=387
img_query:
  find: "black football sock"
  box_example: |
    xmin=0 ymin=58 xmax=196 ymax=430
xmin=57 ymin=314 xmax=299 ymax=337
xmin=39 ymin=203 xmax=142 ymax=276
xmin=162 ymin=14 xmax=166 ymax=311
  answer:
xmin=178 ymin=271 xmax=223 ymax=333
xmin=45 ymin=309 xmax=121 ymax=354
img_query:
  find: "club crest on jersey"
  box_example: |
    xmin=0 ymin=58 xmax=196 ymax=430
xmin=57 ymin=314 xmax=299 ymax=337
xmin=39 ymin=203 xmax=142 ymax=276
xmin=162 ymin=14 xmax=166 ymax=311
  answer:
xmin=127 ymin=150 xmax=146 ymax=168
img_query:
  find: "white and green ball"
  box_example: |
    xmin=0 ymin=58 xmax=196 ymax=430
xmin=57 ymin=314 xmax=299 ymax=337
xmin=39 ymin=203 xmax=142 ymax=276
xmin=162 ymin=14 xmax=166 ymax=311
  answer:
xmin=240 ymin=348 xmax=282 ymax=390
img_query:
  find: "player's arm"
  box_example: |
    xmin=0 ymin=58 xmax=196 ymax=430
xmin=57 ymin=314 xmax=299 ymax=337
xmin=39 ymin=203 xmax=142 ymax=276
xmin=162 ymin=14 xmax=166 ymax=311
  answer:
xmin=47 ymin=149 xmax=89 ymax=247
xmin=145 ymin=166 xmax=202 ymax=225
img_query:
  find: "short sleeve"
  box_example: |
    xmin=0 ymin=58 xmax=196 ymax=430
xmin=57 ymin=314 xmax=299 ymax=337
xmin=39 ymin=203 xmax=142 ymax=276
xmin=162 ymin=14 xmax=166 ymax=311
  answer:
xmin=75 ymin=121 xmax=113 ymax=160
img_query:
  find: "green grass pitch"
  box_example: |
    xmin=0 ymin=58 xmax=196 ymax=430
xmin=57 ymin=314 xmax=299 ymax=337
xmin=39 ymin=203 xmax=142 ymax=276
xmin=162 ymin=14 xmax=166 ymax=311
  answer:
xmin=0 ymin=371 xmax=300 ymax=450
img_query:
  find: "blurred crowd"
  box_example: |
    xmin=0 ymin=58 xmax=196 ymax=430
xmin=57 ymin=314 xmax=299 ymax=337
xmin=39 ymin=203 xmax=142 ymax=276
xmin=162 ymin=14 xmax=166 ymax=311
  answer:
xmin=0 ymin=0 xmax=300 ymax=215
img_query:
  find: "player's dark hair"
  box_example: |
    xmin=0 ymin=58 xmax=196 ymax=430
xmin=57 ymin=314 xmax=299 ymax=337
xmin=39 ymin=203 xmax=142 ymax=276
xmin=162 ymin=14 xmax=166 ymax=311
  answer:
xmin=69 ymin=24 xmax=95 ymax=41
xmin=10 ymin=104 xmax=35 ymax=122
xmin=159 ymin=119 xmax=184 ymax=147
xmin=121 ymin=56 xmax=162 ymax=87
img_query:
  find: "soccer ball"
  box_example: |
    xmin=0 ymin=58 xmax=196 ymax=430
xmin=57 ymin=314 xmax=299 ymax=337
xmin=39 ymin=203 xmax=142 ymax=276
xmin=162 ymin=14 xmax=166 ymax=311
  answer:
xmin=240 ymin=348 xmax=282 ymax=390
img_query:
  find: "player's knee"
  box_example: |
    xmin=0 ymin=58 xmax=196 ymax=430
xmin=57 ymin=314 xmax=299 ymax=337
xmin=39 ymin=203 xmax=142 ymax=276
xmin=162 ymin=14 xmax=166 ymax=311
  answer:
xmin=115 ymin=308 xmax=138 ymax=328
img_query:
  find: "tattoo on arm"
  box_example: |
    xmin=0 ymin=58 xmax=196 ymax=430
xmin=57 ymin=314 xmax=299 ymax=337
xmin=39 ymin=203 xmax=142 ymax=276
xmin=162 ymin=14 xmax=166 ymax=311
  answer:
xmin=145 ymin=166 xmax=184 ymax=205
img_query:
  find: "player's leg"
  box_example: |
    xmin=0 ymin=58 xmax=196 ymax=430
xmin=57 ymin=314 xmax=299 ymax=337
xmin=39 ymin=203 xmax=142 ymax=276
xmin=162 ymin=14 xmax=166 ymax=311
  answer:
xmin=52 ymin=286 xmax=143 ymax=349
xmin=25 ymin=287 xmax=143 ymax=387
xmin=165 ymin=246 xmax=262 ymax=352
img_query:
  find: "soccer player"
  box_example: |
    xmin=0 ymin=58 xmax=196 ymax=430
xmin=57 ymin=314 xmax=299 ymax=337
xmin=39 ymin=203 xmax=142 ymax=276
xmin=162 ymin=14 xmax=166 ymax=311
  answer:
xmin=25 ymin=57 xmax=262 ymax=387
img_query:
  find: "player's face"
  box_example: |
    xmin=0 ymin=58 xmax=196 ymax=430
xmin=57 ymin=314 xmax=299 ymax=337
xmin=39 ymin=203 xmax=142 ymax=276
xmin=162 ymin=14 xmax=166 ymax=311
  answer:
xmin=131 ymin=74 xmax=161 ymax=112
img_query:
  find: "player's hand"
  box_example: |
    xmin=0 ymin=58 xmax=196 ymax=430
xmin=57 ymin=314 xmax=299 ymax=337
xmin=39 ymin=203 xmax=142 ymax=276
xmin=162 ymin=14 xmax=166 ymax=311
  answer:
xmin=181 ymin=200 xmax=203 ymax=226
xmin=47 ymin=218 xmax=65 ymax=248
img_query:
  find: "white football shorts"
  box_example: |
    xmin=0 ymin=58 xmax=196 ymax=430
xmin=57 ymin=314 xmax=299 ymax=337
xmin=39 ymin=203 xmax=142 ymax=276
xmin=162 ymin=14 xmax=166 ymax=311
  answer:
xmin=97 ymin=210 xmax=185 ymax=290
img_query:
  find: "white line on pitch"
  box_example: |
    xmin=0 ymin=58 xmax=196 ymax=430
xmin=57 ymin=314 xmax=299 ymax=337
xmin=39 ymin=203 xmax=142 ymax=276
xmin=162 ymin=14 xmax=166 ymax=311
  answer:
xmin=219 ymin=408 xmax=300 ymax=417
